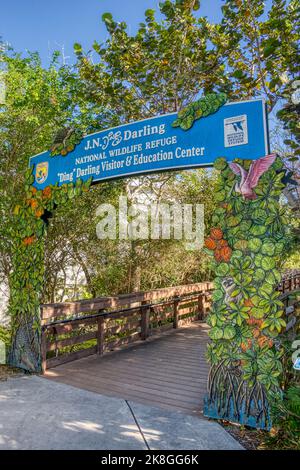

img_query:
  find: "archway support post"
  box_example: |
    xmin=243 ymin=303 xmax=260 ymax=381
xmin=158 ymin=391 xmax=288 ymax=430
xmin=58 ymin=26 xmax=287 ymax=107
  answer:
xmin=203 ymin=156 xmax=288 ymax=430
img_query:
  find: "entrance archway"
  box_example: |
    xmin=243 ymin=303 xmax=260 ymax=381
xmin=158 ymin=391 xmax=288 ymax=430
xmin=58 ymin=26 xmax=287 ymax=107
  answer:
xmin=9 ymin=92 xmax=289 ymax=429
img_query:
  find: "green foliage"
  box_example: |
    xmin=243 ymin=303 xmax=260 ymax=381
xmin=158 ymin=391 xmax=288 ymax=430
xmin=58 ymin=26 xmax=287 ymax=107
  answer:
xmin=75 ymin=1 xmax=229 ymax=121
xmin=0 ymin=326 xmax=10 ymax=348
xmin=265 ymin=384 xmax=300 ymax=449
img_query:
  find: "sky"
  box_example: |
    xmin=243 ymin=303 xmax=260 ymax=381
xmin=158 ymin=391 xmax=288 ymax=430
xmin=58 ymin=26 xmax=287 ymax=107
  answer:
xmin=0 ymin=0 xmax=225 ymax=65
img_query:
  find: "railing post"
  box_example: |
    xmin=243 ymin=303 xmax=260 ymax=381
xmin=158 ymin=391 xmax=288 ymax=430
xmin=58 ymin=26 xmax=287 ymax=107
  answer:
xmin=41 ymin=325 xmax=47 ymax=374
xmin=97 ymin=314 xmax=105 ymax=356
xmin=198 ymin=293 xmax=205 ymax=321
xmin=141 ymin=301 xmax=150 ymax=340
xmin=173 ymin=297 xmax=179 ymax=329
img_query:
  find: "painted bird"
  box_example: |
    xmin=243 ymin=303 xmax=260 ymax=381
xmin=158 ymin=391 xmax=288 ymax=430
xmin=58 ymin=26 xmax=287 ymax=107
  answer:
xmin=229 ymin=154 xmax=276 ymax=200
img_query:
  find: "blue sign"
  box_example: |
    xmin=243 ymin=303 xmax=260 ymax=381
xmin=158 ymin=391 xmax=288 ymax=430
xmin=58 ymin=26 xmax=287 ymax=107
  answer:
xmin=293 ymin=357 xmax=300 ymax=371
xmin=30 ymin=99 xmax=269 ymax=189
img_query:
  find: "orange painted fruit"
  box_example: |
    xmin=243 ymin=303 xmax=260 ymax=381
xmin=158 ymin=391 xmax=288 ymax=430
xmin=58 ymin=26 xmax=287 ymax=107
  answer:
xmin=35 ymin=208 xmax=44 ymax=218
xmin=257 ymin=336 xmax=268 ymax=348
xmin=42 ymin=187 xmax=52 ymax=198
xmin=214 ymin=249 xmax=223 ymax=262
xmin=210 ymin=227 xmax=223 ymax=240
xmin=30 ymin=199 xmax=38 ymax=209
xmin=22 ymin=235 xmax=35 ymax=246
xmin=220 ymin=246 xmax=232 ymax=262
xmin=204 ymin=237 xmax=217 ymax=250
xmin=253 ymin=328 xmax=260 ymax=338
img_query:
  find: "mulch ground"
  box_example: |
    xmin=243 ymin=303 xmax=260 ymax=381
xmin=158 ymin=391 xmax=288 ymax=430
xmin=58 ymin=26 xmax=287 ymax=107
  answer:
xmin=221 ymin=421 xmax=267 ymax=450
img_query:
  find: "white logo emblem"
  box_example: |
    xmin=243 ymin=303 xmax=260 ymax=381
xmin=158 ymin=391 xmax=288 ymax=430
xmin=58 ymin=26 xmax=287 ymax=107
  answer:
xmin=35 ymin=162 xmax=49 ymax=184
xmin=224 ymin=114 xmax=248 ymax=148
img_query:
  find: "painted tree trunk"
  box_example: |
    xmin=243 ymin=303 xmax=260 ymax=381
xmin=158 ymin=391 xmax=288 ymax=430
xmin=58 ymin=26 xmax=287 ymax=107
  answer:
xmin=203 ymin=156 xmax=289 ymax=430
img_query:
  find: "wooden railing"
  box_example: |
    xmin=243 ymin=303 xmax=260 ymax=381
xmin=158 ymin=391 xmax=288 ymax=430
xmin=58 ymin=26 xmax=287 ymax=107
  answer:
xmin=280 ymin=288 xmax=300 ymax=338
xmin=277 ymin=271 xmax=300 ymax=294
xmin=41 ymin=272 xmax=300 ymax=373
xmin=41 ymin=282 xmax=213 ymax=372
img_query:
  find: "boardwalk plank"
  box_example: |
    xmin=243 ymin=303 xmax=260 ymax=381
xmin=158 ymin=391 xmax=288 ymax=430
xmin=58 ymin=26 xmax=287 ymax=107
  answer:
xmin=44 ymin=322 xmax=209 ymax=414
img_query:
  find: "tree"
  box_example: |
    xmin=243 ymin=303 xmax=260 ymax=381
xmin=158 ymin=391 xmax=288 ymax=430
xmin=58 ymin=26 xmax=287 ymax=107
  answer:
xmin=74 ymin=0 xmax=227 ymax=120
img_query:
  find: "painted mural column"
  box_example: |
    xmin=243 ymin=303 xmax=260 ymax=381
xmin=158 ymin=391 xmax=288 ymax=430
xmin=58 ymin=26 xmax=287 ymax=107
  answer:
xmin=8 ymin=168 xmax=92 ymax=371
xmin=8 ymin=169 xmax=47 ymax=371
xmin=203 ymin=155 xmax=289 ymax=429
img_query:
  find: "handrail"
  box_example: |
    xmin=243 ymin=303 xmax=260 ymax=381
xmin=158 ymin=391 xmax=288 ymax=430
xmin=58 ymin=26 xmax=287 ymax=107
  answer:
xmin=42 ymin=293 xmax=202 ymax=329
xmin=41 ymin=281 xmax=214 ymax=321
xmin=41 ymin=286 xmax=213 ymax=372
xmin=40 ymin=274 xmax=300 ymax=373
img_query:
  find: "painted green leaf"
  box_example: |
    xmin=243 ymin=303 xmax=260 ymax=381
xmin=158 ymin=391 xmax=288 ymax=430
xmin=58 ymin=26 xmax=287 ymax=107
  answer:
xmin=261 ymin=257 xmax=276 ymax=271
xmin=231 ymin=288 xmax=241 ymax=297
xmin=215 ymin=190 xmax=226 ymax=202
xmin=274 ymin=241 xmax=285 ymax=254
xmin=252 ymin=307 xmax=266 ymax=319
xmin=261 ymin=283 xmax=273 ymax=295
xmin=223 ymin=325 xmax=236 ymax=340
xmin=214 ymin=157 xmax=227 ymax=170
xmin=239 ymin=220 xmax=252 ymax=232
xmin=254 ymin=254 xmax=263 ymax=267
xmin=227 ymin=215 xmax=242 ymax=227
xmin=272 ymin=269 xmax=281 ymax=283
xmin=252 ymin=208 xmax=267 ymax=222
xmin=250 ymin=225 xmax=267 ymax=236
xmin=251 ymin=295 xmax=262 ymax=307
xmin=209 ymin=327 xmax=224 ymax=340
xmin=261 ymin=241 xmax=275 ymax=256
xmin=215 ymin=263 xmax=229 ymax=276
xmin=234 ymin=239 xmax=248 ymax=251
xmin=265 ymin=272 xmax=276 ymax=286
xmin=231 ymin=250 xmax=243 ymax=260
xmin=248 ymin=238 xmax=262 ymax=253
xmin=212 ymin=289 xmax=223 ymax=302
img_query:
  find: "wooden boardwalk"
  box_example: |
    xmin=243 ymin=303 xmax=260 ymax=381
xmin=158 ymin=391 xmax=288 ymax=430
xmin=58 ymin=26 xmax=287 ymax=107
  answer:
xmin=43 ymin=322 xmax=210 ymax=415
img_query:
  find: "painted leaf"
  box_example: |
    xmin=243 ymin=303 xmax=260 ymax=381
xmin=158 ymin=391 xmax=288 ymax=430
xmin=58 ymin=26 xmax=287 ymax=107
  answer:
xmin=215 ymin=263 xmax=230 ymax=276
xmin=248 ymin=238 xmax=262 ymax=253
xmin=214 ymin=157 xmax=227 ymax=170
xmin=261 ymin=257 xmax=276 ymax=271
xmin=209 ymin=327 xmax=224 ymax=340
xmin=223 ymin=325 xmax=236 ymax=340
xmin=261 ymin=241 xmax=276 ymax=256
xmin=250 ymin=225 xmax=267 ymax=236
